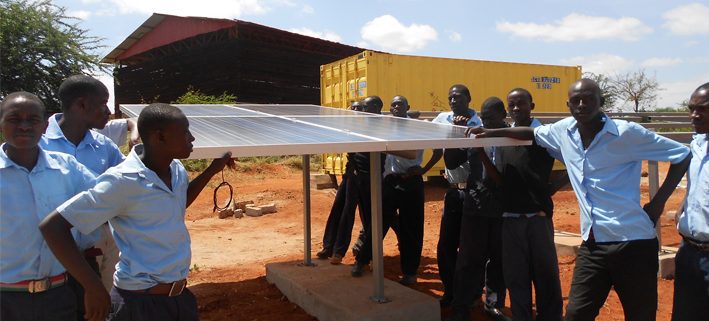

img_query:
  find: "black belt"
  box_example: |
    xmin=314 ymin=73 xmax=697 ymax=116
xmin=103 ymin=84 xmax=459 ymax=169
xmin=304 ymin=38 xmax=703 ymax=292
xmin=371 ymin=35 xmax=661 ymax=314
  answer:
xmin=682 ymin=236 xmax=709 ymax=251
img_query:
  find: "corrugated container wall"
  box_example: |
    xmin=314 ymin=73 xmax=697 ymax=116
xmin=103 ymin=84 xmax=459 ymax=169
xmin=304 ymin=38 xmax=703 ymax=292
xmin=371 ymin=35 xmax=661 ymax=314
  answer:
xmin=321 ymin=51 xmax=581 ymax=112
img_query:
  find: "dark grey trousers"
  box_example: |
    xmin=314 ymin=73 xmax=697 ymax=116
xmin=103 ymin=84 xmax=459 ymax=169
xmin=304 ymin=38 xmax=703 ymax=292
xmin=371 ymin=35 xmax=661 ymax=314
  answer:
xmin=0 ymin=284 xmax=77 ymax=321
xmin=108 ymin=287 xmax=199 ymax=321
xmin=502 ymin=216 xmax=562 ymax=321
xmin=671 ymin=242 xmax=709 ymax=321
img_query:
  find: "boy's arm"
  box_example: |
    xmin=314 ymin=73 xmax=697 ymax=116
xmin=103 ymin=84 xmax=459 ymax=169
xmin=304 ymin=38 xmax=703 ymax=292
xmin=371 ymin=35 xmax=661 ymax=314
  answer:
xmin=407 ymin=149 xmax=441 ymax=176
xmin=126 ymin=118 xmax=140 ymax=148
xmin=187 ymin=152 xmax=235 ymax=207
xmin=643 ymin=154 xmax=692 ymax=224
xmin=548 ymin=170 xmax=570 ymax=195
xmin=39 ymin=212 xmax=109 ymax=321
xmin=466 ymin=126 xmax=535 ymax=140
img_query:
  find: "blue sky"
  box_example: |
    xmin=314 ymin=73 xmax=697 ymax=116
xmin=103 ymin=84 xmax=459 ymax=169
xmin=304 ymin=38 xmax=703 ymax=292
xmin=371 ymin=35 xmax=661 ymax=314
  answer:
xmin=55 ymin=0 xmax=709 ymax=110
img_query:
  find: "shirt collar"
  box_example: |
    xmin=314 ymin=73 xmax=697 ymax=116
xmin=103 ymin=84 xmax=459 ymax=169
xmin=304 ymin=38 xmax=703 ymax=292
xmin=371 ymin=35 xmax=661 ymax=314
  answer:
xmin=121 ymin=144 xmax=149 ymax=174
xmin=0 ymin=144 xmax=62 ymax=171
xmin=44 ymin=113 xmax=98 ymax=145
xmin=566 ymin=114 xmax=618 ymax=136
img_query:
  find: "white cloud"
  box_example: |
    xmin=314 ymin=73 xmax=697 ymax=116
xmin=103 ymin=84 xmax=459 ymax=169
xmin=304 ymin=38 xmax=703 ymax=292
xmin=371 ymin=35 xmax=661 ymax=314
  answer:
xmin=658 ymin=73 xmax=709 ymax=108
xmin=641 ymin=57 xmax=682 ymax=68
xmin=662 ymin=3 xmax=709 ymax=35
xmin=95 ymin=73 xmax=116 ymax=113
xmin=301 ymin=4 xmax=314 ymax=14
xmin=360 ymin=15 xmax=437 ymax=52
xmin=356 ymin=40 xmax=369 ymax=48
xmin=68 ymin=10 xmax=92 ymax=20
xmin=497 ymin=13 xmax=652 ymax=42
xmin=448 ymin=31 xmax=462 ymax=42
xmin=288 ymin=27 xmax=342 ymax=42
xmin=560 ymin=54 xmax=633 ymax=75
xmin=104 ymin=0 xmax=269 ymax=18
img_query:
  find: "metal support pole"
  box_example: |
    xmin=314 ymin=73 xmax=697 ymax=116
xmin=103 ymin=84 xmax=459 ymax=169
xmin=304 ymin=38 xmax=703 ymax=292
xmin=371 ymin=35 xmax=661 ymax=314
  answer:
xmin=369 ymin=152 xmax=388 ymax=303
xmin=648 ymin=160 xmax=661 ymax=246
xmin=302 ymin=154 xmax=313 ymax=266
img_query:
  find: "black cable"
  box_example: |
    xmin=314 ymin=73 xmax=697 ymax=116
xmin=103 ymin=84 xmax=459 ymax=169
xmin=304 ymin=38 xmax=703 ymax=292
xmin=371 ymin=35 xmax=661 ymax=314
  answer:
xmin=212 ymin=170 xmax=233 ymax=213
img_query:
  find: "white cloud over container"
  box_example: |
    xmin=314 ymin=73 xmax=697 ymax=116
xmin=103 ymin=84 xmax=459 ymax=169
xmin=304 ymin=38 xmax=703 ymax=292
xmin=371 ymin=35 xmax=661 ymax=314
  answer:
xmin=448 ymin=31 xmax=462 ymax=42
xmin=497 ymin=13 xmax=652 ymax=42
xmin=641 ymin=57 xmax=683 ymax=68
xmin=103 ymin=0 xmax=269 ymax=18
xmin=561 ymin=53 xmax=633 ymax=75
xmin=360 ymin=15 xmax=437 ymax=52
xmin=662 ymin=3 xmax=709 ymax=35
xmin=288 ymin=28 xmax=342 ymax=42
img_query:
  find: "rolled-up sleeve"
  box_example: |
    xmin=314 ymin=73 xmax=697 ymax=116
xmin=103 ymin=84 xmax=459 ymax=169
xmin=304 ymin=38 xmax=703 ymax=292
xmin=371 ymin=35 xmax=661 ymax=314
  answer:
xmin=58 ymin=173 xmax=126 ymax=235
xmin=534 ymin=124 xmax=564 ymax=161
xmin=626 ymin=123 xmax=690 ymax=164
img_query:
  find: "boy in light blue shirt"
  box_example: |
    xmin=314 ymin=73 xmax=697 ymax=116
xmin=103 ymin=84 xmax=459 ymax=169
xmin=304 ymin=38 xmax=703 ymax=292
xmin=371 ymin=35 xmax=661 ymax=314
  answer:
xmin=40 ymin=103 xmax=234 ymax=321
xmin=672 ymin=82 xmax=709 ymax=321
xmin=470 ymin=79 xmax=690 ymax=321
xmin=0 ymin=92 xmax=96 ymax=321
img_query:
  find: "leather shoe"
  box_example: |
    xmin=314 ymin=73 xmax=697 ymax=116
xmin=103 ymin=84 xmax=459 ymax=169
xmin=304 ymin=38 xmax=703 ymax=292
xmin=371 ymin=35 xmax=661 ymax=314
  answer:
xmin=399 ymin=274 xmax=417 ymax=286
xmin=483 ymin=303 xmax=511 ymax=321
xmin=351 ymin=261 xmax=366 ymax=277
xmin=330 ymin=253 xmax=343 ymax=265
xmin=438 ymin=294 xmax=453 ymax=308
xmin=316 ymin=248 xmax=331 ymax=260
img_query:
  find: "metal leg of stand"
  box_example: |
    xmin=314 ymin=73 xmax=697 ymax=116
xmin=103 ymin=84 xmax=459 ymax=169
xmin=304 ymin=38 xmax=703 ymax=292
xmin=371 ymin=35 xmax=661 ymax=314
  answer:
xmin=648 ymin=160 xmax=661 ymax=245
xmin=369 ymin=152 xmax=388 ymax=303
xmin=303 ymin=154 xmax=313 ymax=266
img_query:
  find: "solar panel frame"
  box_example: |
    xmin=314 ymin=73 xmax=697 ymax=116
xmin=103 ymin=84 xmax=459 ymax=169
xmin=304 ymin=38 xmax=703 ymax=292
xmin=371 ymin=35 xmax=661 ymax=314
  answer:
xmin=120 ymin=104 xmax=531 ymax=159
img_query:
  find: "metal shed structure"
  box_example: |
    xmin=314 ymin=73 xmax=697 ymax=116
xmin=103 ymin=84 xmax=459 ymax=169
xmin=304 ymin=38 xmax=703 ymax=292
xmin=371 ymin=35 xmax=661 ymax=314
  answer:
xmin=103 ymin=13 xmax=364 ymax=108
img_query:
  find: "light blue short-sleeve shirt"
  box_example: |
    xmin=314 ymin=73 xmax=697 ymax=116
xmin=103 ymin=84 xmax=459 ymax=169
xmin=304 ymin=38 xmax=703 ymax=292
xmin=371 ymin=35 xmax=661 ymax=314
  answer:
xmin=58 ymin=145 xmax=191 ymax=290
xmin=534 ymin=116 xmax=690 ymax=242
xmin=0 ymin=146 xmax=96 ymax=283
xmin=432 ymin=109 xmax=482 ymax=184
xmin=677 ymin=133 xmax=709 ymax=242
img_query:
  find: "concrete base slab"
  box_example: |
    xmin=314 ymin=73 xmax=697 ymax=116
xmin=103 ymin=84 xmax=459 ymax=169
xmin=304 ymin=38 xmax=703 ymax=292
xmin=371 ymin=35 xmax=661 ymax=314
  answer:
xmin=554 ymin=230 xmax=582 ymax=256
xmin=266 ymin=261 xmax=440 ymax=321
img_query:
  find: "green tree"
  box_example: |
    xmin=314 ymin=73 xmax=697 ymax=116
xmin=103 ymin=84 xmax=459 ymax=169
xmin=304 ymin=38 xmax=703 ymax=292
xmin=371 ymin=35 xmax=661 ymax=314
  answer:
xmin=0 ymin=0 xmax=106 ymax=112
xmin=583 ymin=72 xmax=617 ymax=112
xmin=174 ymin=87 xmax=237 ymax=104
xmin=612 ymin=69 xmax=662 ymax=112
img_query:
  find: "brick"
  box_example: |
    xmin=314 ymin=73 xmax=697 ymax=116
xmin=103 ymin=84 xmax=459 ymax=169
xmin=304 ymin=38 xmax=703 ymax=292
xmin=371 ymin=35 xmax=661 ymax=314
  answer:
xmin=233 ymin=209 xmax=244 ymax=218
xmin=217 ymin=208 xmax=233 ymax=219
xmin=234 ymin=200 xmax=254 ymax=211
xmin=259 ymin=203 xmax=277 ymax=214
xmin=245 ymin=206 xmax=263 ymax=217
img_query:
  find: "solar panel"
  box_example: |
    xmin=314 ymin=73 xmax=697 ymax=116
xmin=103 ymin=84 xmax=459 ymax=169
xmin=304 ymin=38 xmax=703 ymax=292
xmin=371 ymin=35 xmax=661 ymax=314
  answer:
xmin=120 ymin=104 xmax=530 ymax=159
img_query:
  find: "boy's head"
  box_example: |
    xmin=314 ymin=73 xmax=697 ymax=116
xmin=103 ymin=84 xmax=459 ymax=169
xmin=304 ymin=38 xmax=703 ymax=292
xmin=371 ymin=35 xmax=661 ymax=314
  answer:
xmin=689 ymin=82 xmax=709 ymax=134
xmin=507 ymin=88 xmax=535 ymax=125
xmin=350 ymin=100 xmax=363 ymax=111
xmin=480 ymin=96 xmax=507 ymax=129
xmin=362 ymin=96 xmax=383 ymax=114
xmin=390 ymin=95 xmax=410 ymax=118
xmin=138 ymin=103 xmax=194 ymax=159
xmin=0 ymin=92 xmax=48 ymax=150
xmin=58 ymin=75 xmax=111 ymax=129
xmin=448 ymin=84 xmax=471 ymax=115
xmin=567 ymin=78 xmax=604 ymax=125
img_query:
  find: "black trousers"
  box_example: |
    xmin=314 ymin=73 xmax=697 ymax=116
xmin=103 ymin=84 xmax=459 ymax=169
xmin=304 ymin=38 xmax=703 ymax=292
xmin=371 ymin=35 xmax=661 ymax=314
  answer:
xmin=377 ymin=174 xmax=425 ymax=276
xmin=437 ymin=188 xmax=465 ymax=298
xmin=566 ymin=238 xmax=659 ymax=321
xmin=671 ymin=242 xmax=709 ymax=321
xmin=502 ymin=216 xmax=562 ymax=321
xmin=0 ymin=284 xmax=77 ymax=321
xmin=451 ymin=214 xmax=506 ymax=309
xmin=321 ymin=171 xmax=361 ymax=256
xmin=108 ymin=287 xmax=199 ymax=321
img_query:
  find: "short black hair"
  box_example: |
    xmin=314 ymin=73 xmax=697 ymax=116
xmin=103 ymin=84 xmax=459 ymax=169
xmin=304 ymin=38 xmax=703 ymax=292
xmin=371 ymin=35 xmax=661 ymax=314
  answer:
xmin=695 ymin=82 xmax=709 ymax=92
xmin=58 ymin=75 xmax=108 ymax=111
xmin=364 ymin=96 xmax=383 ymax=109
xmin=508 ymin=88 xmax=533 ymax=103
xmin=450 ymin=84 xmax=472 ymax=101
xmin=481 ymin=96 xmax=506 ymax=115
xmin=0 ymin=91 xmax=46 ymax=119
xmin=137 ymin=103 xmax=186 ymax=141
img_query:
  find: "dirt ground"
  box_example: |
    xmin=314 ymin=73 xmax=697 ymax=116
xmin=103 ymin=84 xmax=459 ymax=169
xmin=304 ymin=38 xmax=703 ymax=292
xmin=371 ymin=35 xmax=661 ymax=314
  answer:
xmin=185 ymin=162 xmax=685 ymax=321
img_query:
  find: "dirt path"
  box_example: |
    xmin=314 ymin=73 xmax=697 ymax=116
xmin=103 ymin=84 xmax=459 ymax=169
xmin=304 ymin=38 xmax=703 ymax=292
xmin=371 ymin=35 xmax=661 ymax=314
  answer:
xmin=186 ymin=163 xmax=685 ymax=321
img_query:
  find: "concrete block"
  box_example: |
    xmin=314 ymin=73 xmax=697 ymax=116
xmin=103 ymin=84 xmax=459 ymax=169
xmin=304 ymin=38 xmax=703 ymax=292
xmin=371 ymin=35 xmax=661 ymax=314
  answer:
xmin=233 ymin=209 xmax=244 ymax=218
xmin=259 ymin=203 xmax=277 ymax=214
xmin=316 ymin=182 xmax=337 ymax=189
xmin=217 ymin=208 xmax=233 ymax=219
xmin=245 ymin=206 xmax=263 ymax=217
xmin=234 ymin=200 xmax=254 ymax=211
xmin=266 ymin=261 xmax=440 ymax=321
xmin=312 ymin=174 xmax=336 ymax=189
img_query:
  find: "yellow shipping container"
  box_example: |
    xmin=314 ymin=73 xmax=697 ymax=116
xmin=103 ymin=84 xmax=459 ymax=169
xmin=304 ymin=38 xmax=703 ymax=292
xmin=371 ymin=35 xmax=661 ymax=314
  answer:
xmin=320 ymin=50 xmax=581 ymax=176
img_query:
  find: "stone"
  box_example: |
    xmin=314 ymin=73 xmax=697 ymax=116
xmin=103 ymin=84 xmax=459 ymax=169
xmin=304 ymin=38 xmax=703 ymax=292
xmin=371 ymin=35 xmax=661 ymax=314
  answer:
xmin=259 ymin=203 xmax=277 ymax=214
xmin=234 ymin=200 xmax=254 ymax=211
xmin=245 ymin=206 xmax=263 ymax=217
xmin=233 ymin=209 xmax=244 ymax=218
xmin=217 ymin=208 xmax=234 ymax=219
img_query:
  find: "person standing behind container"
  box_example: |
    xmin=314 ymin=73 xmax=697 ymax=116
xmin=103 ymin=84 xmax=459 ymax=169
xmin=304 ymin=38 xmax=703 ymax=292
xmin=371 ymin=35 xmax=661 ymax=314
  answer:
xmin=672 ymin=82 xmax=709 ymax=321
xmin=429 ymin=84 xmax=483 ymax=306
xmin=379 ymin=95 xmax=438 ymax=285
xmin=494 ymin=88 xmax=563 ymax=321
xmin=468 ymin=78 xmax=691 ymax=321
